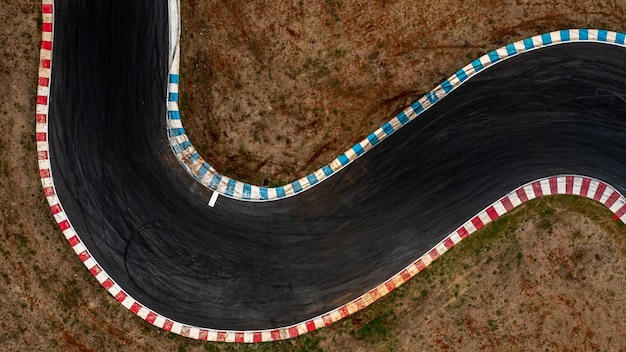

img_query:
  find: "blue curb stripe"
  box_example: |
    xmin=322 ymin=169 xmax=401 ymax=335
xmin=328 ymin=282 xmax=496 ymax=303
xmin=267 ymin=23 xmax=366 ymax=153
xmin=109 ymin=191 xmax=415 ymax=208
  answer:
xmin=455 ymin=69 xmax=468 ymax=82
xmin=617 ymin=32 xmax=626 ymax=44
xmin=291 ymin=181 xmax=303 ymax=193
xmin=488 ymin=51 xmax=500 ymax=63
xmin=169 ymin=74 xmax=179 ymax=84
xmin=169 ymin=92 xmax=179 ymax=102
xmin=397 ymin=112 xmax=409 ymax=125
xmin=505 ymin=43 xmax=517 ymax=56
xmin=307 ymin=174 xmax=318 ymax=186
xmin=322 ymin=165 xmax=333 ymax=176
xmin=471 ymin=59 xmax=484 ymax=72
xmin=338 ymin=154 xmax=349 ymax=166
xmin=426 ymin=92 xmax=438 ymax=104
xmin=382 ymin=122 xmax=394 ymax=136
xmin=353 ymin=143 xmax=365 ymax=156
xmin=169 ymin=110 xmax=181 ymax=120
xmin=441 ymin=80 xmax=453 ymax=93
xmin=560 ymin=29 xmax=570 ymax=41
xmin=209 ymin=174 xmax=222 ymax=189
xmin=579 ymin=29 xmax=588 ymax=40
xmin=259 ymin=187 xmax=268 ymax=200
xmin=190 ymin=152 xmax=200 ymax=163
xmin=198 ymin=163 xmax=210 ymax=177
xmin=541 ymin=33 xmax=552 ymax=45
xmin=367 ymin=133 xmax=379 ymax=147
xmin=523 ymin=38 xmax=534 ymax=50
xmin=598 ymin=30 xmax=607 ymax=41
xmin=242 ymin=184 xmax=251 ymax=199
xmin=411 ymin=101 xmax=424 ymax=114
xmin=225 ymin=179 xmax=236 ymax=197
xmin=276 ymin=186 xmax=286 ymax=198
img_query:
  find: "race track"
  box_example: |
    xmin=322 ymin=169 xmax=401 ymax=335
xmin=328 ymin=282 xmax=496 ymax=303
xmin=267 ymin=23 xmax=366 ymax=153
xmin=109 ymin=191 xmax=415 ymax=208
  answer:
xmin=40 ymin=0 xmax=626 ymax=339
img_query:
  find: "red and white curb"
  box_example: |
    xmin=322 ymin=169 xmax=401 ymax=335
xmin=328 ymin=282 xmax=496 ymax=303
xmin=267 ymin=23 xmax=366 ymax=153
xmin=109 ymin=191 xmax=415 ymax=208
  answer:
xmin=36 ymin=0 xmax=626 ymax=342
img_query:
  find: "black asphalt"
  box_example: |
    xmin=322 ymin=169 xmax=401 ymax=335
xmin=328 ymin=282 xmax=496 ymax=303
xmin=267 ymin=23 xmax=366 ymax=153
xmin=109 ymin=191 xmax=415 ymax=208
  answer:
xmin=48 ymin=0 xmax=626 ymax=330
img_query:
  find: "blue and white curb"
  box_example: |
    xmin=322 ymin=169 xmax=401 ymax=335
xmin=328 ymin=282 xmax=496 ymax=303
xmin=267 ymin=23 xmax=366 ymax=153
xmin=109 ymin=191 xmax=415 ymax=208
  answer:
xmin=165 ymin=25 xmax=626 ymax=202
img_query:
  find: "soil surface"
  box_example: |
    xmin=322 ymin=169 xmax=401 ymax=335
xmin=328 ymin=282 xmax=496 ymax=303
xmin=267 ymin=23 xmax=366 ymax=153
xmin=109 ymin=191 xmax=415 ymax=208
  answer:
xmin=1 ymin=0 xmax=626 ymax=351
xmin=180 ymin=0 xmax=626 ymax=186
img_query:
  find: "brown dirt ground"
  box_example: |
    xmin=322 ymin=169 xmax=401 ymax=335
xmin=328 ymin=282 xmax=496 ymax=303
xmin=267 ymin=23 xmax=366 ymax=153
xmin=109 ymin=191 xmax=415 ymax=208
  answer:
xmin=180 ymin=0 xmax=626 ymax=186
xmin=1 ymin=0 xmax=626 ymax=351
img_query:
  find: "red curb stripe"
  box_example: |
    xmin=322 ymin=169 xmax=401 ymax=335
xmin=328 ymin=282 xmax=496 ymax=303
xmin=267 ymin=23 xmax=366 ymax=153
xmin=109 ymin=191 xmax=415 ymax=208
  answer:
xmin=471 ymin=216 xmax=484 ymax=230
xmin=43 ymin=186 xmax=55 ymax=197
xmin=50 ymin=204 xmax=61 ymax=215
xmin=146 ymin=311 xmax=157 ymax=324
xmin=305 ymin=320 xmax=316 ymax=332
xmin=39 ymin=168 xmax=51 ymax=178
xmin=78 ymin=250 xmax=91 ymax=262
xmin=42 ymin=22 xmax=52 ymax=32
xmin=429 ymin=248 xmax=440 ymax=260
xmin=501 ymin=196 xmax=514 ymax=211
xmin=369 ymin=288 xmax=381 ymax=301
xmin=38 ymin=151 xmax=48 ymax=160
xmin=216 ymin=331 xmax=227 ymax=342
xmin=40 ymin=59 xmax=51 ymax=69
xmin=36 ymin=95 xmax=48 ymax=105
xmin=101 ymin=278 xmax=114 ymax=290
xmin=89 ymin=265 xmax=102 ymax=276
xmin=115 ymin=291 xmax=127 ymax=303
xmin=580 ymin=177 xmax=591 ymax=197
xmin=271 ymin=330 xmax=281 ymax=341
xmin=516 ymin=188 xmax=529 ymax=203
xmin=288 ymin=326 xmax=299 ymax=338
xmin=532 ymin=181 xmax=543 ymax=197
xmin=613 ymin=203 xmax=626 ymax=220
xmin=130 ymin=302 xmax=141 ymax=314
xmin=486 ymin=206 xmax=499 ymax=220
xmin=338 ymin=306 xmax=349 ymax=318
xmin=594 ymin=182 xmax=607 ymax=201
xmin=415 ymin=258 xmax=426 ymax=271
xmin=399 ymin=269 xmax=411 ymax=281
xmin=252 ymin=332 xmax=262 ymax=342
xmin=38 ymin=77 xmax=50 ymax=87
xmin=199 ymin=330 xmax=209 ymax=341
xmin=549 ymin=177 xmax=558 ymax=195
xmin=605 ymin=191 xmax=620 ymax=208
xmin=566 ymin=176 xmax=574 ymax=194
xmin=443 ymin=237 xmax=454 ymax=249
xmin=356 ymin=298 xmax=366 ymax=310
xmin=41 ymin=41 xmax=52 ymax=50
xmin=36 ymin=132 xmax=47 ymax=141
xmin=67 ymin=235 xmax=80 ymax=246
xmin=235 ymin=332 xmax=245 ymax=343
xmin=163 ymin=320 xmax=174 ymax=332
xmin=322 ymin=314 xmax=333 ymax=326
xmin=457 ymin=226 xmax=469 ymax=238
xmin=385 ymin=280 xmax=395 ymax=292
xmin=42 ymin=4 xmax=53 ymax=13
xmin=36 ymin=114 xmax=47 ymax=123
xmin=58 ymin=219 xmax=70 ymax=231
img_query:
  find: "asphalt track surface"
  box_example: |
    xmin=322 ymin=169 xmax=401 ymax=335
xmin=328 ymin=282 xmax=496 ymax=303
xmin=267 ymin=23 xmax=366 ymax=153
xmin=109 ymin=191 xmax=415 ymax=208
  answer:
xmin=48 ymin=1 xmax=626 ymax=330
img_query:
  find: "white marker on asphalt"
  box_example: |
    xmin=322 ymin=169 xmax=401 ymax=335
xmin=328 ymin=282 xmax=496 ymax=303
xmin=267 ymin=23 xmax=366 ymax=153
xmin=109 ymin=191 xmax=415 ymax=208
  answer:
xmin=208 ymin=191 xmax=219 ymax=207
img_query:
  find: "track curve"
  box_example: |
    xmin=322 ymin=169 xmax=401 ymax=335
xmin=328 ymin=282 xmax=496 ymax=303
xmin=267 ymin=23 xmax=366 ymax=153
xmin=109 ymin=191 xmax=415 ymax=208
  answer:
xmin=37 ymin=0 xmax=626 ymax=342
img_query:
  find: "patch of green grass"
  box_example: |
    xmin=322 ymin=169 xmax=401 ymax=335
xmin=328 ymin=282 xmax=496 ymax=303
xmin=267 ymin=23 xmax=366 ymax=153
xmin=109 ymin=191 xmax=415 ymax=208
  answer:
xmin=355 ymin=310 xmax=395 ymax=343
